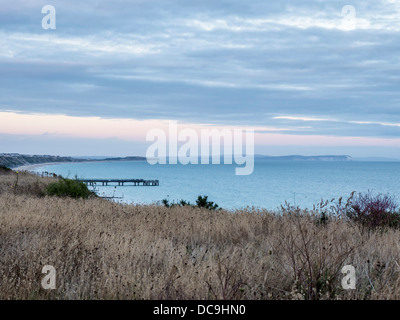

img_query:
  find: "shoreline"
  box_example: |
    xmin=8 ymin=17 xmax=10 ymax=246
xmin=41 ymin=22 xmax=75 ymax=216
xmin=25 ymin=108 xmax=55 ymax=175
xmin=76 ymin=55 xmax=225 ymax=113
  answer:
xmin=13 ymin=162 xmax=69 ymax=172
xmin=13 ymin=158 xmax=149 ymax=172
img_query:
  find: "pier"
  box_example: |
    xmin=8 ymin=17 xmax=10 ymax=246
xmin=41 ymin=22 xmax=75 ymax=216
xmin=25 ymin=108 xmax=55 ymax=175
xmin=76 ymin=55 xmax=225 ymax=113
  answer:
xmin=78 ymin=179 xmax=159 ymax=186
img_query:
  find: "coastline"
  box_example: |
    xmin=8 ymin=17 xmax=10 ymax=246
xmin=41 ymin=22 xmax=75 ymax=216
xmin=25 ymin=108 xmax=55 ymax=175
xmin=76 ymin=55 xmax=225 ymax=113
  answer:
xmin=13 ymin=158 xmax=149 ymax=172
xmin=12 ymin=162 xmax=67 ymax=172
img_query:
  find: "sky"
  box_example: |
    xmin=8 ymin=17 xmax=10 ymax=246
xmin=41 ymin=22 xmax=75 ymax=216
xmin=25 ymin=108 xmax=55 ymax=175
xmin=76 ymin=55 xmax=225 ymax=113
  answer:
xmin=0 ymin=0 xmax=400 ymax=158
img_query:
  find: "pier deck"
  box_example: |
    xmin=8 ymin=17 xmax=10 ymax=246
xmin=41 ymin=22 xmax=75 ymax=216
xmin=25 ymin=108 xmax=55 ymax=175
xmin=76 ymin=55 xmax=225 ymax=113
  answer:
xmin=78 ymin=179 xmax=159 ymax=186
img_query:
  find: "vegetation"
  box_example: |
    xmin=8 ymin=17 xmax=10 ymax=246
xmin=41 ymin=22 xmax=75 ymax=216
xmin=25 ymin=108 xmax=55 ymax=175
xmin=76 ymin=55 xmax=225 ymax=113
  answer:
xmin=0 ymin=169 xmax=52 ymax=197
xmin=196 ymin=195 xmax=219 ymax=210
xmin=46 ymin=178 xmax=95 ymax=199
xmin=1 ymin=171 xmax=400 ymax=299
xmin=309 ymin=191 xmax=400 ymax=232
xmin=162 ymin=195 xmax=220 ymax=210
xmin=0 ymin=165 xmax=12 ymax=173
xmin=0 ymin=153 xmax=79 ymax=169
xmin=344 ymin=191 xmax=400 ymax=231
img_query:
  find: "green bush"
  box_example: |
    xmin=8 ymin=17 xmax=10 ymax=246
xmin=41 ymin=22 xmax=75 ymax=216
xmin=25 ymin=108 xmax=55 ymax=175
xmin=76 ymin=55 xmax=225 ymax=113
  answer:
xmin=46 ymin=178 xmax=95 ymax=199
xmin=196 ymin=195 xmax=219 ymax=210
xmin=162 ymin=195 xmax=220 ymax=210
xmin=161 ymin=198 xmax=192 ymax=208
xmin=0 ymin=165 xmax=12 ymax=174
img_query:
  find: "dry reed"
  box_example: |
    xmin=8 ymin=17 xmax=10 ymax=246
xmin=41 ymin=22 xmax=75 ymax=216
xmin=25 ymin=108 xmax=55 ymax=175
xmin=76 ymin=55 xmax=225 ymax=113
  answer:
xmin=1 ymin=170 xmax=400 ymax=300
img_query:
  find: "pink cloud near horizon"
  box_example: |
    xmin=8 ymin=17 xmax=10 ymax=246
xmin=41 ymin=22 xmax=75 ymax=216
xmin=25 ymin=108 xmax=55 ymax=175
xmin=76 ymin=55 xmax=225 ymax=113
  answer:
xmin=1 ymin=111 xmax=400 ymax=148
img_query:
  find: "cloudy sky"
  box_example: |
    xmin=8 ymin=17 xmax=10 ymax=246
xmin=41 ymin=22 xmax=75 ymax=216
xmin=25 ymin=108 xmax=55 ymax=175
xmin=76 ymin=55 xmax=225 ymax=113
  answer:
xmin=1 ymin=0 xmax=400 ymax=157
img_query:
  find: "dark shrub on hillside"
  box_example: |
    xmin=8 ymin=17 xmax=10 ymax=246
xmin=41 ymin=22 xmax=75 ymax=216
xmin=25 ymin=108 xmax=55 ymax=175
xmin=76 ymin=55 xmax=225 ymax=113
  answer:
xmin=0 ymin=165 xmax=12 ymax=174
xmin=196 ymin=195 xmax=219 ymax=210
xmin=46 ymin=178 xmax=95 ymax=199
xmin=345 ymin=191 xmax=400 ymax=230
xmin=162 ymin=198 xmax=192 ymax=208
xmin=162 ymin=195 xmax=220 ymax=210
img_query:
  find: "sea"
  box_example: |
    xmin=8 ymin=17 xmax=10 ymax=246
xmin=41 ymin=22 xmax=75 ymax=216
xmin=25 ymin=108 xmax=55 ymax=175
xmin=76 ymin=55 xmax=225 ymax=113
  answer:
xmin=31 ymin=160 xmax=400 ymax=211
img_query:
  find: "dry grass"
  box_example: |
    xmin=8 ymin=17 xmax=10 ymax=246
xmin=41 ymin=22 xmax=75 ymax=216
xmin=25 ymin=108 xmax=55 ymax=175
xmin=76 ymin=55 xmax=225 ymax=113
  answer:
xmin=1 ymin=170 xmax=400 ymax=300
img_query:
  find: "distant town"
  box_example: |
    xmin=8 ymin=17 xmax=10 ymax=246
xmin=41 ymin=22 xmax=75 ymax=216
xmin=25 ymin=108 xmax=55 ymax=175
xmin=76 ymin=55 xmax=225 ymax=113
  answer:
xmin=0 ymin=153 xmax=146 ymax=169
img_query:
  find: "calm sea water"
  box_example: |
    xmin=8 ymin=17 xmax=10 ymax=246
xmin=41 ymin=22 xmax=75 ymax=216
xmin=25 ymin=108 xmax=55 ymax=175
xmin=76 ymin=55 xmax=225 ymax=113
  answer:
xmin=32 ymin=160 xmax=400 ymax=211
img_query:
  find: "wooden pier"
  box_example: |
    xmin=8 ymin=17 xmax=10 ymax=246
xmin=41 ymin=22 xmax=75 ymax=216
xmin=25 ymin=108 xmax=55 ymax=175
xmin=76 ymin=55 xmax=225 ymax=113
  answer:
xmin=78 ymin=179 xmax=159 ymax=186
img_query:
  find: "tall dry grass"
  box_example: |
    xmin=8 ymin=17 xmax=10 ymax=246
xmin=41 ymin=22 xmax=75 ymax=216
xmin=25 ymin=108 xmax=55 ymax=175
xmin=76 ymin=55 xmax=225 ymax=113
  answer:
xmin=1 ymin=170 xmax=400 ymax=300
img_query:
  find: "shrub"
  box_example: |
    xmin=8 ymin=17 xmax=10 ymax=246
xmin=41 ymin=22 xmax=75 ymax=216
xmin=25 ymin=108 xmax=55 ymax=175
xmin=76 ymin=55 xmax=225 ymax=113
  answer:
xmin=161 ymin=198 xmax=170 ymax=208
xmin=345 ymin=191 xmax=400 ymax=231
xmin=196 ymin=195 xmax=219 ymax=210
xmin=179 ymin=199 xmax=191 ymax=206
xmin=162 ymin=195 xmax=220 ymax=210
xmin=46 ymin=178 xmax=95 ymax=199
xmin=0 ymin=165 xmax=12 ymax=174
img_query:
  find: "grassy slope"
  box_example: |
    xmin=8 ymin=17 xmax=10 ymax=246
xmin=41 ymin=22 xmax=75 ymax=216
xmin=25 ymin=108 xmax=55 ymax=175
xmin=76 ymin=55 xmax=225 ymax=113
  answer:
xmin=1 ymin=169 xmax=400 ymax=300
xmin=0 ymin=154 xmax=77 ymax=169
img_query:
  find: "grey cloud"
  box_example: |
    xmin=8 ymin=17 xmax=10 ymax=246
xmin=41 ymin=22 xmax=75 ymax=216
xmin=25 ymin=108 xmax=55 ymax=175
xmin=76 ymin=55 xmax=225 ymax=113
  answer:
xmin=0 ymin=0 xmax=400 ymax=141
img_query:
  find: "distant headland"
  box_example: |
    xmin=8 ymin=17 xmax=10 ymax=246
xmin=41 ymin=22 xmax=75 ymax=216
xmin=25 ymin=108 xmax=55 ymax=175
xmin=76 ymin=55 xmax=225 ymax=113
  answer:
xmin=4 ymin=153 xmax=399 ymax=170
xmin=0 ymin=153 xmax=146 ymax=169
xmin=254 ymin=155 xmax=353 ymax=161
